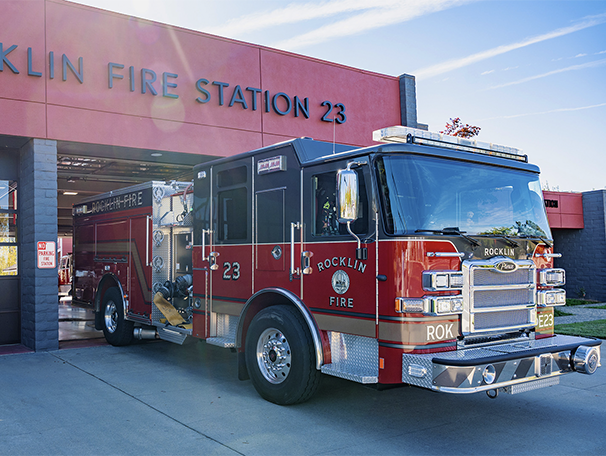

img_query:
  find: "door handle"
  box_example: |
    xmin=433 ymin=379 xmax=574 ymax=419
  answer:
xmin=201 ymin=229 xmax=211 ymax=261
xmin=290 ymin=222 xmax=302 ymax=280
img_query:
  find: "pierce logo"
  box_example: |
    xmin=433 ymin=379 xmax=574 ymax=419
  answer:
xmin=495 ymin=261 xmax=517 ymax=272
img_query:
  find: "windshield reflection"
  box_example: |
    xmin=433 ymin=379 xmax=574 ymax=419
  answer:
xmin=375 ymin=155 xmax=551 ymax=238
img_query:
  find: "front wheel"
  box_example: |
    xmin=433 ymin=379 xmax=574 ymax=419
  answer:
xmin=101 ymin=288 xmax=133 ymax=346
xmin=245 ymin=305 xmax=320 ymax=405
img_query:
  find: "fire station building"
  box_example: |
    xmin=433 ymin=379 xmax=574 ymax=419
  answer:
xmin=0 ymin=1 xmax=600 ymax=352
xmin=0 ymin=0 xmax=419 ymax=350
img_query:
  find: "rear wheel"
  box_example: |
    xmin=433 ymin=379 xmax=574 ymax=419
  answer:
xmin=101 ymin=288 xmax=133 ymax=346
xmin=245 ymin=305 xmax=320 ymax=405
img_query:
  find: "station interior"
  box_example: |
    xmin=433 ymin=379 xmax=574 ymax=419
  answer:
xmin=54 ymin=141 xmax=203 ymax=345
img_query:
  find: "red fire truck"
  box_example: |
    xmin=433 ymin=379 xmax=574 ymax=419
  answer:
xmin=72 ymin=126 xmax=601 ymax=404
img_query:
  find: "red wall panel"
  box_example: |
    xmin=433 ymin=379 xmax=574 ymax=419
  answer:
xmin=543 ymin=191 xmax=584 ymax=229
xmin=0 ymin=0 xmax=402 ymax=155
xmin=259 ymin=49 xmax=400 ymax=146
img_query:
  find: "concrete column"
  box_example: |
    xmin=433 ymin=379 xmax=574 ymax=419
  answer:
xmin=19 ymin=139 xmax=59 ymax=351
xmin=399 ymin=73 xmax=418 ymax=128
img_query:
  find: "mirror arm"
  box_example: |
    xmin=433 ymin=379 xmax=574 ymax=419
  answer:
xmin=346 ymin=221 xmax=361 ymax=249
xmin=347 ymin=221 xmax=368 ymax=260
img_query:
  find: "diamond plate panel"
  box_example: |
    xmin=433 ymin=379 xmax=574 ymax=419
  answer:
xmin=321 ymin=332 xmax=378 ymax=384
xmin=504 ymin=376 xmax=560 ymax=394
xmin=149 ymin=182 xmax=193 ymax=323
xmin=216 ymin=313 xmax=238 ymax=340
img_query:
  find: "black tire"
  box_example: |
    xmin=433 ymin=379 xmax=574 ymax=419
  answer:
xmin=245 ymin=305 xmax=320 ymax=405
xmin=101 ymin=288 xmax=133 ymax=346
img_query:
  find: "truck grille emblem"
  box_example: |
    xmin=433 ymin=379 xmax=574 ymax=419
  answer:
xmin=495 ymin=260 xmax=518 ymax=272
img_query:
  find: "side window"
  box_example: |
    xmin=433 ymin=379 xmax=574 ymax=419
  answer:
xmin=216 ymin=166 xmax=249 ymax=243
xmin=312 ymin=170 xmax=367 ymax=237
xmin=256 ymin=189 xmax=285 ymax=244
xmin=218 ymin=187 xmax=247 ymax=241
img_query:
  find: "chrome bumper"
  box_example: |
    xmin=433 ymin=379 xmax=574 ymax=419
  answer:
xmin=402 ymin=335 xmax=601 ymax=394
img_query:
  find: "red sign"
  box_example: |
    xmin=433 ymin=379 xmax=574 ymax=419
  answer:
xmin=37 ymin=241 xmax=56 ymax=269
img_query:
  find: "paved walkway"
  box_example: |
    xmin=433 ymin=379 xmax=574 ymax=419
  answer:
xmin=554 ymin=302 xmax=606 ymax=325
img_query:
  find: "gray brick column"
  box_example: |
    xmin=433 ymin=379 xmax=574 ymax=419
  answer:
xmin=553 ymin=190 xmax=606 ymax=301
xmin=398 ymin=73 xmax=418 ymax=128
xmin=19 ymin=139 xmax=59 ymax=351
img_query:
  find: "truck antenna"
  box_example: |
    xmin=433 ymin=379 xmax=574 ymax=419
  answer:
xmin=332 ymin=115 xmax=336 ymax=154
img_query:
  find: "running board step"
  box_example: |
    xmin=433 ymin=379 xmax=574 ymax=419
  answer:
xmin=206 ymin=337 xmax=235 ymax=348
xmin=158 ymin=327 xmax=189 ymax=345
xmin=321 ymin=362 xmax=378 ymax=384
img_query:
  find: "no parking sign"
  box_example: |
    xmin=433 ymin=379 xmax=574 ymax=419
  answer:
xmin=37 ymin=241 xmax=56 ymax=269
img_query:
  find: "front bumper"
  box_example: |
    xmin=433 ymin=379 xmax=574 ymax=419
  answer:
xmin=402 ymin=335 xmax=601 ymax=394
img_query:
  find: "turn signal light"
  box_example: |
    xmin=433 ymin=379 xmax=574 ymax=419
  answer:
xmin=395 ymin=298 xmax=425 ymax=313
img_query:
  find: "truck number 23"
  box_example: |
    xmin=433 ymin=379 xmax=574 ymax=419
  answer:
xmin=223 ymin=262 xmax=241 ymax=280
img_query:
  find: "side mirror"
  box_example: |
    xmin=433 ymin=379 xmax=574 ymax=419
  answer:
xmin=337 ymin=167 xmax=359 ymax=223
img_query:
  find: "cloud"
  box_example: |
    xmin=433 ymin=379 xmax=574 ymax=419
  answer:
xmin=487 ymin=58 xmax=606 ymax=89
xmin=480 ymin=102 xmax=606 ymax=120
xmin=203 ymin=0 xmax=397 ymax=37
xmin=413 ymin=13 xmax=606 ymax=80
xmin=270 ymin=0 xmax=471 ymax=50
xmin=481 ymin=70 xmax=495 ymax=76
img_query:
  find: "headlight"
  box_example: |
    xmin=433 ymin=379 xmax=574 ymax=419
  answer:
xmin=423 ymin=271 xmax=464 ymax=291
xmin=539 ymin=268 xmax=566 ymax=286
xmin=396 ymin=295 xmax=463 ymax=315
xmin=537 ymin=289 xmax=566 ymax=306
xmin=429 ymin=296 xmax=463 ymax=315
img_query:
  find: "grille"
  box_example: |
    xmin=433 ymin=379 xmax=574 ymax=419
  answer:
xmin=463 ymin=258 xmax=536 ymax=335
xmin=473 ymin=268 xmax=533 ymax=286
xmin=474 ymin=309 xmax=531 ymax=330
xmin=473 ymin=288 xmax=534 ymax=308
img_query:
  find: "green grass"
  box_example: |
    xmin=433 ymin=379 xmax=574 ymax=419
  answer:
xmin=566 ymin=298 xmax=599 ymax=306
xmin=555 ymin=319 xmax=606 ymax=339
xmin=588 ymin=304 xmax=606 ymax=310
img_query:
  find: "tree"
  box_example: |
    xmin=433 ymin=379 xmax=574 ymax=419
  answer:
xmin=440 ymin=117 xmax=481 ymax=138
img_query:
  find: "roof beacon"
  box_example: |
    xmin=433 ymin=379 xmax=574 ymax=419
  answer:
xmin=373 ymin=126 xmax=528 ymax=163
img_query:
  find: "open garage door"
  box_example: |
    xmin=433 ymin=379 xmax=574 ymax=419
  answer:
xmin=55 ymin=141 xmax=217 ymax=344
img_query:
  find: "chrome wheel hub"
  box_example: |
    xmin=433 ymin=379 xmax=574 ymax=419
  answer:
xmin=104 ymin=301 xmax=118 ymax=334
xmin=256 ymin=328 xmax=291 ymax=384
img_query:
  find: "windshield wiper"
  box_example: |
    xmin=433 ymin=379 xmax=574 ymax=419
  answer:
xmin=516 ymin=234 xmax=551 ymax=248
xmin=415 ymin=227 xmax=480 ymax=247
xmin=474 ymin=233 xmax=519 ymax=248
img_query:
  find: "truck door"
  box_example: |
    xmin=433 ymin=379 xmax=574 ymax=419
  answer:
xmin=253 ymin=152 xmax=301 ymax=297
xmin=301 ymin=159 xmax=378 ymax=339
xmin=193 ymin=160 xmax=253 ymax=339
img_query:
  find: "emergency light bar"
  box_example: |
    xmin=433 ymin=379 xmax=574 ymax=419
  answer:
xmin=373 ymin=126 xmax=528 ymax=163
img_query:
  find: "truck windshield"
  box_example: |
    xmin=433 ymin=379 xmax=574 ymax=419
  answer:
xmin=375 ymin=155 xmax=551 ymax=238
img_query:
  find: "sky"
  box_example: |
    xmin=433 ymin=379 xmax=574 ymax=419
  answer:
xmin=71 ymin=0 xmax=606 ymax=193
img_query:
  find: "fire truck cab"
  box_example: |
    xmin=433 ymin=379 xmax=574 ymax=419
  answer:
xmin=72 ymin=126 xmax=601 ymax=405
